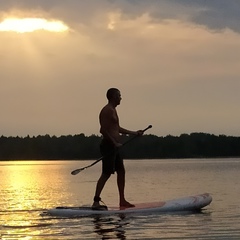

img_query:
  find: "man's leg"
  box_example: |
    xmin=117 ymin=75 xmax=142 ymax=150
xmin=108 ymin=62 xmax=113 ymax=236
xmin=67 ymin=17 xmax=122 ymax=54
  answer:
xmin=117 ymin=168 xmax=135 ymax=208
xmin=92 ymin=173 xmax=110 ymax=207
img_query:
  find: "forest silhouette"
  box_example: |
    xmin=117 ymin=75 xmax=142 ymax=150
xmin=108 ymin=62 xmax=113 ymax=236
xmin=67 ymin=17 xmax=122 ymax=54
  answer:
xmin=1 ymin=133 xmax=240 ymax=160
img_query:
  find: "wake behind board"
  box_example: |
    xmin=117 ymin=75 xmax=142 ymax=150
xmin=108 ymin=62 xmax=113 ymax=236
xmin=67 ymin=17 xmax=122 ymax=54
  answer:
xmin=46 ymin=193 xmax=212 ymax=217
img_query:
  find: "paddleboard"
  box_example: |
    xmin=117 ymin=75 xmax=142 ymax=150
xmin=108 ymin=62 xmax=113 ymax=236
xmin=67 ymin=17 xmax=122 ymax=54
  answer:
xmin=46 ymin=193 xmax=212 ymax=217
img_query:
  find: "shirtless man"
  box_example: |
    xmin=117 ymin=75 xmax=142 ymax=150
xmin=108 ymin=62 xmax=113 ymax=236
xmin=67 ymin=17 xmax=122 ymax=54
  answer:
xmin=92 ymin=88 xmax=143 ymax=209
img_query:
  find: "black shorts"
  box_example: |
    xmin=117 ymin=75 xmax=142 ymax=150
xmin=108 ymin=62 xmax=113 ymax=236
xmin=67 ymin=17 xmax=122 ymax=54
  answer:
xmin=100 ymin=139 xmax=124 ymax=175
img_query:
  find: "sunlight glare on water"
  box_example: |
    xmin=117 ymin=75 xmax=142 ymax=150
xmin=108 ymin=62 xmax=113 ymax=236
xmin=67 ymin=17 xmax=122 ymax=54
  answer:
xmin=0 ymin=159 xmax=240 ymax=239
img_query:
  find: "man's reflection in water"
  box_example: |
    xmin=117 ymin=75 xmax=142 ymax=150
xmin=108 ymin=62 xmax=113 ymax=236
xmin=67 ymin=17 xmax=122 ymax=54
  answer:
xmin=93 ymin=214 xmax=128 ymax=240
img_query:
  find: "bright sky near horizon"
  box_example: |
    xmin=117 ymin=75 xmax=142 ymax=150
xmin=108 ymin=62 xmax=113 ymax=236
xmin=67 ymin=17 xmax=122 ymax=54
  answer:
xmin=0 ymin=0 xmax=240 ymax=137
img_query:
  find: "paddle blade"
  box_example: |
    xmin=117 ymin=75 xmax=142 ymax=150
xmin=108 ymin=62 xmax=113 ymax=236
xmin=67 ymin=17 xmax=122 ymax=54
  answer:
xmin=71 ymin=168 xmax=84 ymax=175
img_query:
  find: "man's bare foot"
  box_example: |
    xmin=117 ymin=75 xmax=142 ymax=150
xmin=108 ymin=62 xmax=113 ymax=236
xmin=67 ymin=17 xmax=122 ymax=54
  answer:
xmin=91 ymin=202 xmax=108 ymax=210
xmin=120 ymin=200 xmax=135 ymax=208
xmin=92 ymin=201 xmax=100 ymax=208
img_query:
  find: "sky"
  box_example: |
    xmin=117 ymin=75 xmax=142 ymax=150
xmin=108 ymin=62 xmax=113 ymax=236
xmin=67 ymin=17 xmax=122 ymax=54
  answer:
xmin=0 ymin=0 xmax=240 ymax=137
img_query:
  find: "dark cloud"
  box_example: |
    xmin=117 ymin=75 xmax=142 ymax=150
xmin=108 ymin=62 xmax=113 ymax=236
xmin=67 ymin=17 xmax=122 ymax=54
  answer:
xmin=189 ymin=0 xmax=240 ymax=32
xmin=124 ymin=0 xmax=240 ymax=33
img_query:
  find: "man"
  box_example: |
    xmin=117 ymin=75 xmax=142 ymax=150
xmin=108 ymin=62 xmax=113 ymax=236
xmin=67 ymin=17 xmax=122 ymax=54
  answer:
xmin=92 ymin=88 xmax=143 ymax=210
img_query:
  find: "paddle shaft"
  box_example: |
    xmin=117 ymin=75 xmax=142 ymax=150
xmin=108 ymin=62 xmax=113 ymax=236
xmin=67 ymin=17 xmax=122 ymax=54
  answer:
xmin=71 ymin=125 xmax=152 ymax=175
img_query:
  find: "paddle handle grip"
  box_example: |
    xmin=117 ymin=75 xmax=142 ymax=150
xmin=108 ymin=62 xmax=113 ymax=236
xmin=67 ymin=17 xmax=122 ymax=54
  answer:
xmin=122 ymin=125 xmax=152 ymax=146
xmin=143 ymin=125 xmax=152 ymax=132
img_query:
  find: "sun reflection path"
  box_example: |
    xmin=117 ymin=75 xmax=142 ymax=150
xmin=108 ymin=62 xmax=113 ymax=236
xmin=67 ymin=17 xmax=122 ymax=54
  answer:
xmin=0 ymin=161 xmax=56 ymax=238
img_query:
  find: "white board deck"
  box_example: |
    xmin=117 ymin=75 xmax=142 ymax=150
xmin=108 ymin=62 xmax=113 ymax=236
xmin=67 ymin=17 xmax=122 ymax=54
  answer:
xmin=46 ymin=193 xmax=212 ymax=217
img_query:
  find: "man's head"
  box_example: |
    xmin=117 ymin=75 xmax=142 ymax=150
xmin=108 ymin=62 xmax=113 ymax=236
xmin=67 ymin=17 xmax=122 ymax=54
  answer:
xmin=106 ymin=88 xmax=121 ymax=106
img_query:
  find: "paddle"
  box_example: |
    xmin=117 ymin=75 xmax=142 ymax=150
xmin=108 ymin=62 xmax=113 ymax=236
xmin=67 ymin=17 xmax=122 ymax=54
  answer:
xmin=71 ymin=125 xmax=152 ymax=175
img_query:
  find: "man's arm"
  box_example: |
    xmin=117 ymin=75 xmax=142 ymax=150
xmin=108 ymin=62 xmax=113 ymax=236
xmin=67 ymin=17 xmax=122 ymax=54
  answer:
xmin=119 ymin=127 xmax=143 ymax=136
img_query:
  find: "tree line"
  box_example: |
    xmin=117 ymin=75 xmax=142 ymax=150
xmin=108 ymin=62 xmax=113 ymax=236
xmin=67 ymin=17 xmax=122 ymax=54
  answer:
xmin=0 ymin=133 xmax=240 ymax=160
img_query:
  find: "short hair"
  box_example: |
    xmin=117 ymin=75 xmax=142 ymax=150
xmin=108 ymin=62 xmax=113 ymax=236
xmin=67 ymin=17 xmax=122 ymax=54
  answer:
xmin=106 ymin=88 xmax=119 ymax=100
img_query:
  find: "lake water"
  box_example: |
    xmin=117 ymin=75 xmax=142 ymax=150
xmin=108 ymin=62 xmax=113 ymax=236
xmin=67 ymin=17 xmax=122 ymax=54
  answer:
xmin=0 ymin=159 xmax=240 ymax=239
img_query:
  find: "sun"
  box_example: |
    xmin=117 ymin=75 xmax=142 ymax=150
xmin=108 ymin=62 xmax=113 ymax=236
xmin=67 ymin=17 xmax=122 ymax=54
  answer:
xmin=0 ymin=17 xmax=69 ymax=33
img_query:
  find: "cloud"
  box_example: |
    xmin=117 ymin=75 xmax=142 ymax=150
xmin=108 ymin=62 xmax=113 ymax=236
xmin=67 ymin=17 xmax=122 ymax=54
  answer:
xmin=117 ymin=0 xmax=240 ymax=33
xmin=1 ymin=0 xmax=240 ymax=33
xmin=175 ymin=0 xmax=240 ymax=33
